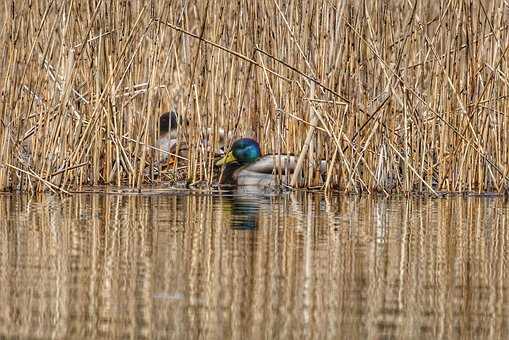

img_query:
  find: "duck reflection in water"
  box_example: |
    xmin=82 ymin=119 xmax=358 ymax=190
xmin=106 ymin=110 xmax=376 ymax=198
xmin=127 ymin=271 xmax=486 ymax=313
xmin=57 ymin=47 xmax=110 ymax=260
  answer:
xmin=219 ymin=188 xmax=275 ymax=230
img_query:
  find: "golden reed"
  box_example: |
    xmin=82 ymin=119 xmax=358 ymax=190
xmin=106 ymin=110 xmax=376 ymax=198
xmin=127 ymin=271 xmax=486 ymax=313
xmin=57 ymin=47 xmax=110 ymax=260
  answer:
xmin=0 ymin=1 xmax=508 ymax=194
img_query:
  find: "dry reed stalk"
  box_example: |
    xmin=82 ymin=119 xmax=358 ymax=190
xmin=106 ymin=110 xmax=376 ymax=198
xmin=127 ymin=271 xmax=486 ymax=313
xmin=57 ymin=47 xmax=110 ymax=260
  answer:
xmin=1 ymin=0 xmax=508 ymax=194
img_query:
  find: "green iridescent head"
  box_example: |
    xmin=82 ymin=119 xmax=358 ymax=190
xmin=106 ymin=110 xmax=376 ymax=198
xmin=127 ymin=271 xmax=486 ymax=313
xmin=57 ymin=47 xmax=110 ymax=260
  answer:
xmin=215 ymin=138 xmax=261 ymax=166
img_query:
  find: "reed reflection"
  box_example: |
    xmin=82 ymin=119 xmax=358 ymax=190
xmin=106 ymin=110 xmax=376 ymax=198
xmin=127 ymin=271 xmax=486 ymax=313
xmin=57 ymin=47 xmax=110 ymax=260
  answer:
xmin=216 ymin=188 xmax=281 ymax=229
xmin=0 ymin=194 xmax=507 ymax=339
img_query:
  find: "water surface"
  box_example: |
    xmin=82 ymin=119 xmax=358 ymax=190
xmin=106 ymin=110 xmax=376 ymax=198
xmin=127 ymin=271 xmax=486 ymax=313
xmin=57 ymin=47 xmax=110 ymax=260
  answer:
xmin=0 ymin=192 xmax=508 ymax=339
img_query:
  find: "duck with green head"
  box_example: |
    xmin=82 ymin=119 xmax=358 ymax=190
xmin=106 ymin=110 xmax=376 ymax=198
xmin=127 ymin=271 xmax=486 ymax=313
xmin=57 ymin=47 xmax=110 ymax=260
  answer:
xmin=215 ymin=138 xmax=326 ymax=187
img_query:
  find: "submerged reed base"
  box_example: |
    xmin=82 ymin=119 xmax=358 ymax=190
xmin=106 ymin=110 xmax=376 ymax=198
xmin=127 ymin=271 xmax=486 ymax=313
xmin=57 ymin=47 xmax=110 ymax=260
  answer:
xmin=0 ymin=1 xmax=508 ymax=195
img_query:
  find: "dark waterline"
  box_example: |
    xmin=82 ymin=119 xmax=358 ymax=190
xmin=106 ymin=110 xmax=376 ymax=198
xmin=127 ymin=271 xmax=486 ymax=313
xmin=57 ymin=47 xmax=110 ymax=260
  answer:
xmin=0 ymin=193 xmax=508 ymax=339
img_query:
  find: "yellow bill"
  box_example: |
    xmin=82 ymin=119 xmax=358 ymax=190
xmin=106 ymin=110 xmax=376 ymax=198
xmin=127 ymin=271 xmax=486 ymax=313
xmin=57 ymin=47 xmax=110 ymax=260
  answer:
xmin=215 ymin=151 xmax=237 ymax=166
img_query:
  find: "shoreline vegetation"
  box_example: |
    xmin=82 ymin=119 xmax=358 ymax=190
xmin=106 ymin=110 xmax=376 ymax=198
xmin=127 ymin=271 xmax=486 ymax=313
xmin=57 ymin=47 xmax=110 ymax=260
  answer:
xmin=1 ymin=1 xmax=508 ymax=195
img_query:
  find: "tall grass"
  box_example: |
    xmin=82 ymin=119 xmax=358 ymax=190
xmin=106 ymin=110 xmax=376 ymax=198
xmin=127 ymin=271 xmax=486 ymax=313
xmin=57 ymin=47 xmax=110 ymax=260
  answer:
xmin=0 ymin=0 xmax=508 ymax=194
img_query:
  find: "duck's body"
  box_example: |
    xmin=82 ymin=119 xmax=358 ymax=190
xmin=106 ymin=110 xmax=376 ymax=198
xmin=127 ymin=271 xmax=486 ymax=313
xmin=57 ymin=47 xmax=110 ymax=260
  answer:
xmin=157 ymin=111 xmax=226 ymax=162
xmin=157 ymin=111 xmax=187 ymax=161
xmin=216 ymin=138 xmax=326 ymax=188
xmin=220 ymin=154 xmax=300 ymax=186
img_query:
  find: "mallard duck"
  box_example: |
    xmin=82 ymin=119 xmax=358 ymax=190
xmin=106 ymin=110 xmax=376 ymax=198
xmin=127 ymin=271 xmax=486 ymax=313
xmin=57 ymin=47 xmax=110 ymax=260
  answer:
xmin=156 ymin=110 xmax=187 ymax=161
xmin=157 ymin=111 xmax=227 ymax=162
xmin=215 ymin=138 xmax=326 ymax=187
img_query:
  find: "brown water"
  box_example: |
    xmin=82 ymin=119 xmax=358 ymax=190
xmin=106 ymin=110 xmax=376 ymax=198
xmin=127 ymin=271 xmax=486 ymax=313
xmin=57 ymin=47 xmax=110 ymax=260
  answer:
xmin=0 ymin=192 xmax=508 ymax=339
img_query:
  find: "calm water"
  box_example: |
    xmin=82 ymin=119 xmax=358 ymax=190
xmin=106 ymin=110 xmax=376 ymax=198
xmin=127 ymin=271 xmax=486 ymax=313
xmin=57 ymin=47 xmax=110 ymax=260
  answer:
xmin=0 ymin=191 xmax=508 ymax=339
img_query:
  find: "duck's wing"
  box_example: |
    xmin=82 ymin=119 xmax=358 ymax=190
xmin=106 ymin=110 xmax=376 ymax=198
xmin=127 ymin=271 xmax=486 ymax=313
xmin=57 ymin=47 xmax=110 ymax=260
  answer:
xmin=156 ymin=137 xmax=191 ymax=161
xmin=245 ymin=155 xmax=329 ymax=177
xmin=243 ymin=155 xmax=299 ymax=174
xmin=235 ymin=170 xmax=278 ymax=187
xmin=156 ymin=137 xmax=178 ymax=160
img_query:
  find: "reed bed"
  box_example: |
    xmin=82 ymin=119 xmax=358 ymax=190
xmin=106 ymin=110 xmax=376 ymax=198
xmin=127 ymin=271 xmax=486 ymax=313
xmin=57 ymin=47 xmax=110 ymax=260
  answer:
xmin=0 ymin=0 xmax=508 ymax=194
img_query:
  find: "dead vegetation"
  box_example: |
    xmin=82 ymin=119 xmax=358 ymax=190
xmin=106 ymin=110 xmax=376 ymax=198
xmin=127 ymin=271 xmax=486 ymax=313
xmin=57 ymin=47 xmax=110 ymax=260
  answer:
xmin=0 ymin=1 xmax=508 ymax=194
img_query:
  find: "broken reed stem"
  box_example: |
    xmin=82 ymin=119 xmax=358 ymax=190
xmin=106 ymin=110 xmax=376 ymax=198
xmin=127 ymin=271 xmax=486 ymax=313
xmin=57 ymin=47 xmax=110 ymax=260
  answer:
xmin=4 ymin=163 xmax=70 ymax=195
